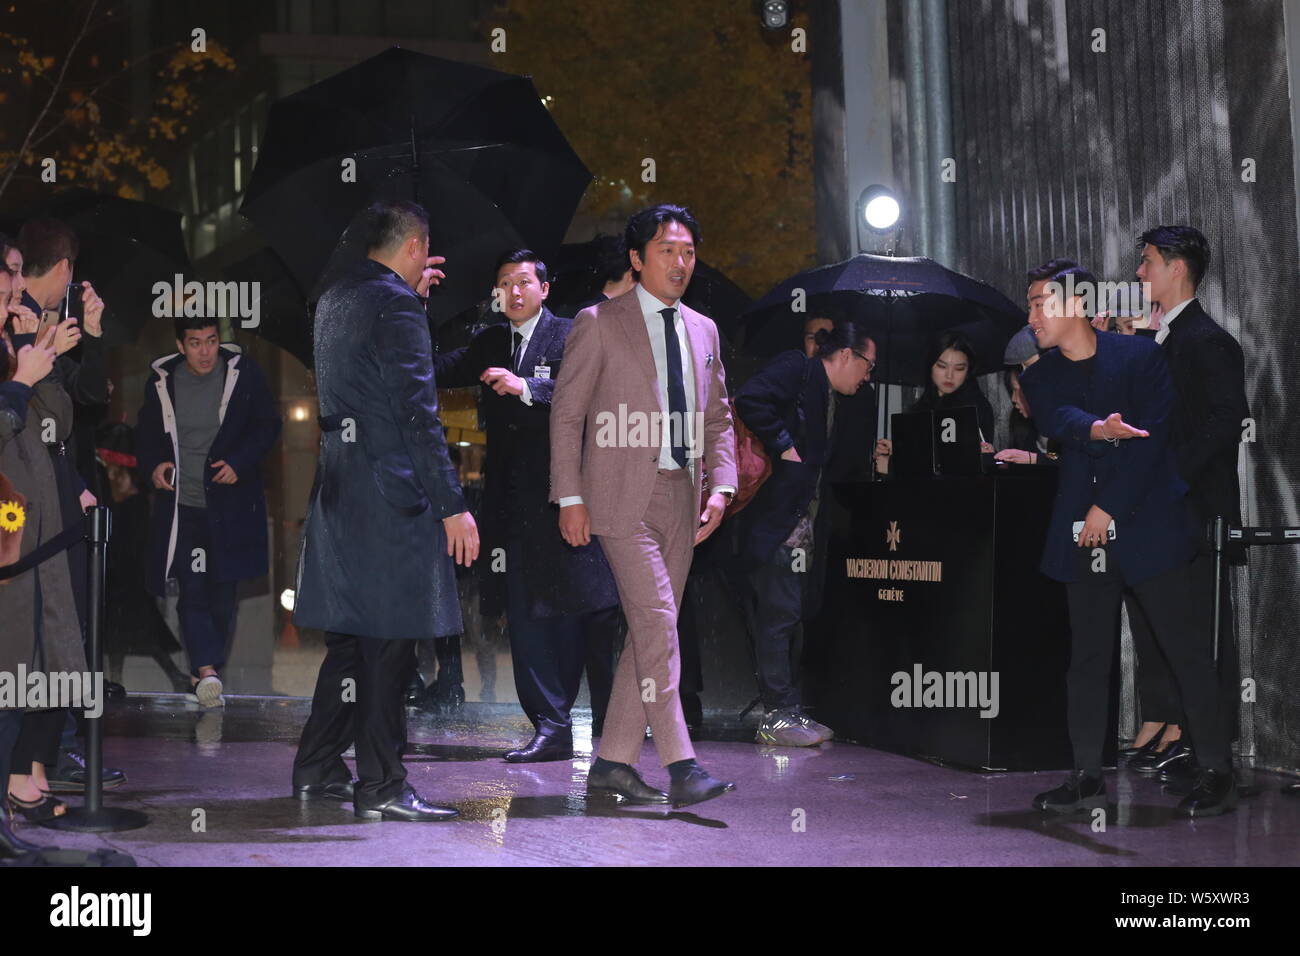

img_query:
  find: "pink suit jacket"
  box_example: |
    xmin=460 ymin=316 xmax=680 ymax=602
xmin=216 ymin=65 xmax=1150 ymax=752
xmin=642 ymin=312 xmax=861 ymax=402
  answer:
xmin=549 ymin=287 xmax=738 ymax=538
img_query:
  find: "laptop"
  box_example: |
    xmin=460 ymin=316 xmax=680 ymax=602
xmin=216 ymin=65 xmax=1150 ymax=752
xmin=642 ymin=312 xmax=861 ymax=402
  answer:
xmin=932 ymin=405 xmax=983 ymax=477
xmin=891 ymin=405 xmax=984 ymax=479
xmin=890 ymin=411 xmax=937 ymax=479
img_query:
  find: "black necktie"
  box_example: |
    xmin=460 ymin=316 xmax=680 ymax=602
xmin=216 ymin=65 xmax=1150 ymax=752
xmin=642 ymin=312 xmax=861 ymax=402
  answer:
xmin=659 ymin=307 xmax=689 ymax=468
xmin=511 ymin=330 xmax=524 ymax=373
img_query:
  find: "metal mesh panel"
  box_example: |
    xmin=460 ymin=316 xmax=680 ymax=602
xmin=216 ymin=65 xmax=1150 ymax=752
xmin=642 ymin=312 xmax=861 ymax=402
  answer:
xmin=889 ymin=0 xmax=1299 ymax=771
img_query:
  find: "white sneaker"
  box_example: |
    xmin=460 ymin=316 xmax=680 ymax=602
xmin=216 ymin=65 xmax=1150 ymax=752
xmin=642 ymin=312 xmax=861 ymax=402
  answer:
xmin=194 ymin=675 xmax=224 ymax=707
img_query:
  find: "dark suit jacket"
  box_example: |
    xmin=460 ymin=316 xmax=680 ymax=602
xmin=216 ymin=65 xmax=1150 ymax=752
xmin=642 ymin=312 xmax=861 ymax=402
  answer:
xmin=1160 ymin=300 xmax=1250 ymax=560
xmin=733 ymin=351 xmax=840 ymax=571
xmin=1019 ymin=331 xmax=1198 ymax=585
xmin=433 ymin=308 xmax=617 ymax=619
xmin=294 ymin=259 xmax=466 ymax=640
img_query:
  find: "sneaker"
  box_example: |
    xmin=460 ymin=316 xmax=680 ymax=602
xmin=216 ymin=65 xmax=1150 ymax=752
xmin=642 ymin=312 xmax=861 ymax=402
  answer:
xmin=194 ymin=675 xmax=224 ymax=707
xmin=790 ymin=709 xmax=834 ymax=743
xmin=1032 ymin=770 xmax=1108 ymax=813
xmin=755 ymin=708 xmax=823 ymax=747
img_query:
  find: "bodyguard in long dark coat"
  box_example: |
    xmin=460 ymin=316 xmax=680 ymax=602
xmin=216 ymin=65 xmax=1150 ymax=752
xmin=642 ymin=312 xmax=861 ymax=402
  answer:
xmin=292 ymin=200 xmax=477 ymax=822
xmin=433 ymin=251 xmax=617 ymax=762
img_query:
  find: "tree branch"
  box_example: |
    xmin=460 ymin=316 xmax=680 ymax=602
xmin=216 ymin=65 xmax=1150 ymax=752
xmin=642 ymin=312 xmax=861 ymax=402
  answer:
xmin=0 ymin=0 xmax=100 ymax=201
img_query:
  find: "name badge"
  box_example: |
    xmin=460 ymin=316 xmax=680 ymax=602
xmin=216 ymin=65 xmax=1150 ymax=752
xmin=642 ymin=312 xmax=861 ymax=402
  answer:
xmin=533 ymin=365 xmax=551 ymax=379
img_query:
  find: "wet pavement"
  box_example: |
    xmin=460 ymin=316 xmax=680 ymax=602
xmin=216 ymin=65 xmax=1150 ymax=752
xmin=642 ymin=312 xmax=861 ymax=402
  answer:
xmin=17 ymin=695 xmax=1300 ymax=866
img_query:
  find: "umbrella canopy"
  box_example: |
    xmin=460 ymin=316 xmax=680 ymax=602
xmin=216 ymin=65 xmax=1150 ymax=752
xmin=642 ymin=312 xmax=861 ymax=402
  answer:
xmin=240 ymin=47 xmax=591 ymax=324
xmin=2 ymin=187 xmax=192 ymax=345
xmin=223 ymin=247 xmax=313 ymax=368
xmin=741 ymin=254 xmax=1025 ymax=386
xmin=547 ymin=237 xmax=753 ymax=334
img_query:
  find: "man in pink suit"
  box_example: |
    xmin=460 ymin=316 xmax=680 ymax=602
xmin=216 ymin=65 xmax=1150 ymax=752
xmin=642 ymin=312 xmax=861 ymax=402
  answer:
xmin=550 ymin=204 xmax=738 ymax=808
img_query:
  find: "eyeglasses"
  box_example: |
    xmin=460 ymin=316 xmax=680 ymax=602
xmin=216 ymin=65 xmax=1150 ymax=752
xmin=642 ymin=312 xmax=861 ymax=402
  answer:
xmin=851 ymin=350 xmax=876 ymax=371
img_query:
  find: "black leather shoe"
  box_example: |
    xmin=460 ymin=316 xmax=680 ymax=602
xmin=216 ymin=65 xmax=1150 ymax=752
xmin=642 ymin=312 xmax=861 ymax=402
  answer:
xmin=587 ymin=763 xmax=669 ymax=804
xmin=0 ymin=818 xmax=45 ymax=859
xmin=405 ymin=674 xmax=426 ymax=705
xmin=1131 ymin=739 xmax=1192 ymax=775
xmin=105 ymin=681 xmax=127 ymax=701
xmin=293 ymin=780 xmax=355 ymax=802
xmin=1176 ymin=769 xmax=1238 ymax=818
xmin=1282 ymin=782 xmax=1300 ymax=797
xmin=46 ymin=752 xmax=127 ymax=793
xmin=1119 ymin=723 xmax=1168 ymax=760
xmin=1161 ymin=759 xmax=1200 ymax=795
xmin=668 ymin=766 xmax=735 ymax=809
xmin=354 ymin=787 xmax=459 ymax=821
xmin=505 ymin=733 xmax=573 ymax=763
xmin=1033 ymin=770 xmax=1108 ymax=813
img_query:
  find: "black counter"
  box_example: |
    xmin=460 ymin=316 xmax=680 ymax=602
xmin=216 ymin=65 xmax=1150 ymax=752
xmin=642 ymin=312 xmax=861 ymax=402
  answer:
xmin=804 ymin=469 xmax=1118 ymax=771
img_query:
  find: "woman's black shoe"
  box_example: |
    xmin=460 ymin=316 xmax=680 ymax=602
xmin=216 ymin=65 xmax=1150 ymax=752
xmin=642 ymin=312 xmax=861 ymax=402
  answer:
xmin=1119 ymin=723 xmax=1168 ymax=760
xmin=1131 ymin=738 xmax=1191 ymax=774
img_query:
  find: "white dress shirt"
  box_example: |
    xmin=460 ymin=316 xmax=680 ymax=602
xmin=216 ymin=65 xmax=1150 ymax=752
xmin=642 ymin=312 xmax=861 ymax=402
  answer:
xmin=1153 ymin=297 xmax=1194 ymax=346
xmin=558 ymin=284 xmax=733 ymax=507
xmin=510 ymin=309 xmax=541 ymax=406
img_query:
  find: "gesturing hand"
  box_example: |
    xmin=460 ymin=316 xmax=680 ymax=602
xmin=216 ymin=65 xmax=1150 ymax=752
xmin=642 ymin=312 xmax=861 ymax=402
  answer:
xmin=1094 ymin=412 xmax=1149 ymax=441
xmin=415 ymin=256 xmax=447 ymax=298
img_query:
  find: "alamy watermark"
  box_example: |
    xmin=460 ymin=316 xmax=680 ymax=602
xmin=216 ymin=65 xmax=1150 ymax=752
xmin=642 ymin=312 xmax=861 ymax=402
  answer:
xmin=593 ymin=405 xmax=704 ymax=458
xmin=0 ymin=667 xmax=104 ymax=718
xmin=1044 ymin=274 xmax=1152 ymax=321
xmin=152 ymin=274 xmax=261 ymax=328
xmin=890 ymin=664 xmax=1000 ymax=718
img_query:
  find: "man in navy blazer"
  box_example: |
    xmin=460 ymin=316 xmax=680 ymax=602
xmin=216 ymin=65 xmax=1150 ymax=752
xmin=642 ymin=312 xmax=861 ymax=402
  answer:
xmin=1019 ymin=260 xmax=1235 ymax=818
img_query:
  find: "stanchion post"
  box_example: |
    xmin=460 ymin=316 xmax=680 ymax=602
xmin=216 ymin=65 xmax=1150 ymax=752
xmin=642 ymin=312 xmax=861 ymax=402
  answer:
xmin=1212 ymin=515 xmax=1226 ymax=666
xmin=44 ymin=505 xmax=148 ymax=833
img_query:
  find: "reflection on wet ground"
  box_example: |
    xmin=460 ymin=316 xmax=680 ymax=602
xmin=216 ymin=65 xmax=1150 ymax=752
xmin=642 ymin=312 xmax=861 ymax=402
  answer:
xmin=22 ymin=695 xmax=1298 ymax=866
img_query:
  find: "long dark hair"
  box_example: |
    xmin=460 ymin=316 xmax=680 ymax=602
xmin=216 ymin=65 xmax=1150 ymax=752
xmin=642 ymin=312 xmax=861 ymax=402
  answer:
xmin=917 ymin=331 xmax=981 ymax=405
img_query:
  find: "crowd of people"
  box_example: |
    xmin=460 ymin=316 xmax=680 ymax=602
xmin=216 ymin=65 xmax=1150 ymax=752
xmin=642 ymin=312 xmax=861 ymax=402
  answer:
xmin=0 ymin=201 xmax=1258 ymax=848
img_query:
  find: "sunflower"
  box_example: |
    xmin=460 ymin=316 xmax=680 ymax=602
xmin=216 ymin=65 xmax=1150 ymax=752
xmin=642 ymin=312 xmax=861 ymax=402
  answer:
xmin=0 ymin=501 xmax=25 ymax=533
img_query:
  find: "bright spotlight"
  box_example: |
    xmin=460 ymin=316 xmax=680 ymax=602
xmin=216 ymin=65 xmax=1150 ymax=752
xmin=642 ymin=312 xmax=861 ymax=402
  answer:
xmin=859 ymin=185 xmax=901 ymax=232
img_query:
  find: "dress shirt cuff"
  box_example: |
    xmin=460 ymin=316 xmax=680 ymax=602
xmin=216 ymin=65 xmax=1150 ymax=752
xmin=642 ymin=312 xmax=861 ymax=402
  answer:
xmin=518 ymin=380 xmax=533 ymax=406
xmin=558 ymin=495 xmax=584 ymax=507
xmin=712 ymin=485 xmax=736 ymax=497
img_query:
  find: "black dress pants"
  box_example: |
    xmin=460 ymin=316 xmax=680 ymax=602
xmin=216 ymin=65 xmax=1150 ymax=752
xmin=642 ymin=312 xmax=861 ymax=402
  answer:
xmin=1066 ymin=547 xmax=1230 ymax=775
xmin=293 ymin=630 xmax=417 ymax=805
xmin=1126 ymin=552 xmax=1240 ymax=740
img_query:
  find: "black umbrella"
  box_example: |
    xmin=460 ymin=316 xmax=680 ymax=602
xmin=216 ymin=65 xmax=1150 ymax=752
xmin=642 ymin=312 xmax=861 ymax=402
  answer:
xmin=2 ymin=188 xmax=191 ymax=345
xmin=239 ymin=47 xmax=592 ymax=325
xmin=224 ymin=247 xmax=313 ymax=368
xmin=547 ymin=237 xmax=754 ymax=334
xmin=741 ymin=254 xmax=1025 ymax=386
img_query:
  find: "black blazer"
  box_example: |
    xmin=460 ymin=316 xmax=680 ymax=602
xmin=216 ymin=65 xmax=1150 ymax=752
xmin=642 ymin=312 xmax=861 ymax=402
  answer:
xmin=733 ymin=350 xmax=838 ymax=571
xmin=1160 ymin=300 xmax=1250 ymax=559
xmin=434 ymin=308 xmax=617 ymax=619
xmin=1020 ymin=331 xmax=1199 ymax=585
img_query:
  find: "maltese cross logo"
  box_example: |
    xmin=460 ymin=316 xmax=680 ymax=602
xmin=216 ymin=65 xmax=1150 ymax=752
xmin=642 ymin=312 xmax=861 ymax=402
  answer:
xmin=886 ymin=520 xmax=901 ymax=552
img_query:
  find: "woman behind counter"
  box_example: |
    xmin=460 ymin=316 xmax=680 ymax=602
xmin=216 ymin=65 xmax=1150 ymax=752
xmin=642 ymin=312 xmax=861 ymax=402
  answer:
xmin=872 ymin=331 xmax=995 ymax=475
